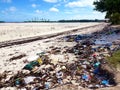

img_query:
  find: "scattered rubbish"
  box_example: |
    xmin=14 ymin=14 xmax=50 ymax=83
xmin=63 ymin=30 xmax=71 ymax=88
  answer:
xmin=45 ymin=81 xmax=51 ymax=89
xmin=1 ymin=30 xmax=119 ymax=90
xmin=95 ymin=39 xmax=112 ymax=45
xmin=24 ymin=76 xmax=36 ymax=84
xmin=64 ymin=34 xmax=90 ymax=42
xmin=27 ymin=55 xmax=39 ymax=62
xmin=23 ymin=61 xmax=39 ymax=71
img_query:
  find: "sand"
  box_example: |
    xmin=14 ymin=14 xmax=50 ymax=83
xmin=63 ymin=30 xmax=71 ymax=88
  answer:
xmin=1 ymin=23 xmax=120 ymax=90
xmin=0 ymin=23 xmax=107 ymax=74
xmin=0 ymin=22 xmax=101 ymax=42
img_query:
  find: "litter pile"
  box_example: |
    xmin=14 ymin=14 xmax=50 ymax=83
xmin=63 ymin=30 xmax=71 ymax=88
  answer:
xmin=0 ymin=30 xmax=120 ymax=90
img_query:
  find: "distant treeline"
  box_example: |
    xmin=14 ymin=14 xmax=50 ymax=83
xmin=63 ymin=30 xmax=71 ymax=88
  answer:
xmin=24 ymin=21 xmax=53 ymax=23
xmin=0 ymin=21 xmax=5 ymax=23
xmin=1 ymin=19 xmax=106 ymax=23
xmin=24 ymin=19 xmax=106 ymax=23
xmin=58 ymin=19 xmax=106 ymax=22
xmin=24 ymin=18 xmax=51 ymax=23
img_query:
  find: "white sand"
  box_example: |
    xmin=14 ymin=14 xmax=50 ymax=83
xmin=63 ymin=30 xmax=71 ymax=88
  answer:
xmin=0 ymin=22 xmax=101 ymax=42
xmin=0 ymin=23 xmax=120 ymax=90
xmin=0 ymin=23 xmax=107 ymax=74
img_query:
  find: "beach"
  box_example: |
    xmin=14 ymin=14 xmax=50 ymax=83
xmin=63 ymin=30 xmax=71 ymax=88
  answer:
xmin=0 ymin=23 xmax=101 ymax=42
xmin=0 ymin=22 xmax=120 ymax=90
xmin=0 ymin=22 xmax=106 ymax=73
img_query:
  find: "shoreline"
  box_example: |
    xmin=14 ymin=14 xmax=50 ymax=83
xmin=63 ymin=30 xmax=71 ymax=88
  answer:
xmin=0 ymin=23 xmax=107 ymax=48
xmin=0 ymin=23 xmax=120 ymax=90
xmin=0 ymin=22 xmax=102 ymax=42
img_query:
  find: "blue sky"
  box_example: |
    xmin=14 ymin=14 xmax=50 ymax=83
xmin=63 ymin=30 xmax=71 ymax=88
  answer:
xmin=0 ymin=0 xmax=106 ymax=22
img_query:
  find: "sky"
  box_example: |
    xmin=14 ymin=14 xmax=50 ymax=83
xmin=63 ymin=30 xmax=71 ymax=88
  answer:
xmin=0 ymin=0 xmax=106 ymax=22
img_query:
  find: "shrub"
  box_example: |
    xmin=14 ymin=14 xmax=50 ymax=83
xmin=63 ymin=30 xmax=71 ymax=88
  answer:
xmin=107 ymin=50 xmax=120 ymax=68
xmin=110 ymin=13 xmax=120 ymax=24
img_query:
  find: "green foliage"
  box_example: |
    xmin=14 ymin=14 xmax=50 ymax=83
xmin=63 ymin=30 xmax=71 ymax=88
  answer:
xmin=58 ymin=19 xmax=105 ymax=22
xmin=107 ymin=50 xmax=120 ymax=68
xmin=110 ymin=13 xmax=120 ymax=24
xmin=94 ymin=0 xmax=120 ymax=14
xmin=93 ymin=0 xmax=120 ymax=24
xmin=94 ymin=0 xmax=106 ymax=12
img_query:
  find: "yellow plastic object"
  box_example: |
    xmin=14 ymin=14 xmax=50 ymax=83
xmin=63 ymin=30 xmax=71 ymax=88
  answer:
xmin=37 ymin=58 xmax=43 ymax=64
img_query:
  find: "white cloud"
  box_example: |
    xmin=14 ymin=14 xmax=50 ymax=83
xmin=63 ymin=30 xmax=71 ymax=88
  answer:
xmin=35 ymin=9 xmax=42 ymax=14
xmin=0 ymin=0 xmax=12 ymax=3
xmin=65 ymin=0 xmax=94 ymax=8
xmin=43 ymin=0 xmax=58 ymax=3
xmin=71 ymin=13 xmax=105 ymax=20
xmin=32 ymin=4 xmax=37 ymax=8
xmin=64 ymin=11 xmax=72 ymax=14
xmin=93 ymin=11 xmax=102 ymax=14
xmin=1 ymin=6 xmax=17 ymax=14
xmin=92 ymin=11 xmax=106 ymax=18
xmin=49 ymin=7 xmax=59 ymax=12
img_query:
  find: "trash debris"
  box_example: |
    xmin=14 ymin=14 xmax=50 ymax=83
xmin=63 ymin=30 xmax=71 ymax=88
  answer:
xmin=23 ymin=76 xmax=36 ymax=84
xmin=1 ymin=30 xmax=119 ymax=90
xmin=23 ymin=61 xmax=39 ymax=71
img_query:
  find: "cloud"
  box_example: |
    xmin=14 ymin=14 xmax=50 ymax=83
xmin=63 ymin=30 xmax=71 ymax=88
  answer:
xmin=64 ymin=8 xmax=86 ymax=15
xmin=92 ymin=11 xmax=106 ymax=18
xmin=1 ymin=6 xmax=17 ymax=14
xmin=49 ymin=7 xmax=59 ymax=12
xmin=0 ymin=0 xmax=12 ymax=3
xmin=93 ymin=11 xmax=103 ymax=14
xmin=65 ymin=0 xmax=94 ymax=8
xmin=32 ymin=4 xmax=37 ymax=8
xmin=64 ymin=11 xmax=72 ymax=14
xmin=43 ymin=0 xmax=58 ymax=3
xmin=71 ymin=12 xmax=105 ymax=20
xmin=35 ymin=9 xmax=42 ymax=14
